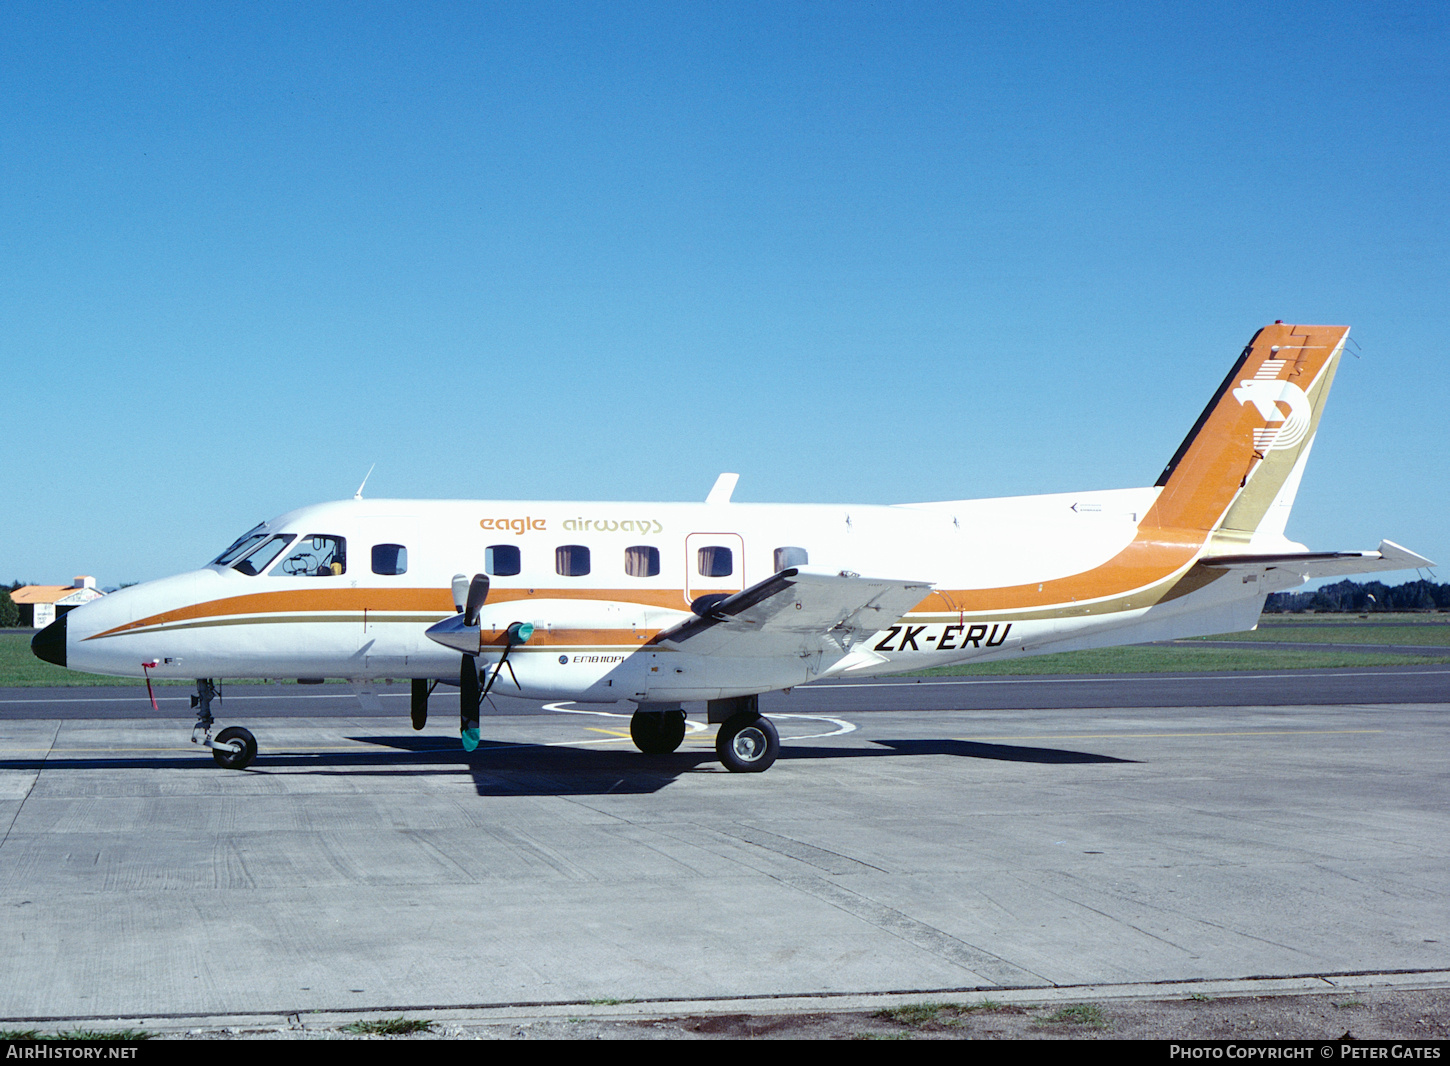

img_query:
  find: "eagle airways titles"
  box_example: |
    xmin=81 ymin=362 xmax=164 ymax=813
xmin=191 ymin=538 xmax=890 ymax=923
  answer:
xmin=32 ymin=323 xmax=1432 ymax=773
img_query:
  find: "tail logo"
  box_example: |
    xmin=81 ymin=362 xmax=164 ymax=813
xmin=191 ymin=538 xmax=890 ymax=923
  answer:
xmin=1232 ymin=360 xmax=1311 ymax=451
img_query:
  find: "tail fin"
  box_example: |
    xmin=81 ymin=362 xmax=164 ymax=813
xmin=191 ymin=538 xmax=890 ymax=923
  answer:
xmin=1144 ymin=322 xmax=1349 ymax=550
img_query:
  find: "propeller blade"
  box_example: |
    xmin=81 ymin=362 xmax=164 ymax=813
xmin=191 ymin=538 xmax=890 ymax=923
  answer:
xmin=463 ymin=573 xmax=490 ymax=627
xmin=460 ymin=654 xmax=481 ymax=751
xmin=450 ymin=574 xmax=469 ymax=613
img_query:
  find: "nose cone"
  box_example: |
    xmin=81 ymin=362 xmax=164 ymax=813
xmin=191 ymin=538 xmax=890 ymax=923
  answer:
xmin=425 ymin=614 xmax=480 ymax=655
xmin=32 ymin=614 xmax=67 ymax=668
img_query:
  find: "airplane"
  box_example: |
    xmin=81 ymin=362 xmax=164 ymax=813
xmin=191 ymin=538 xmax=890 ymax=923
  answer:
xmin=31 ymin=322 xmax=1433 ymax=773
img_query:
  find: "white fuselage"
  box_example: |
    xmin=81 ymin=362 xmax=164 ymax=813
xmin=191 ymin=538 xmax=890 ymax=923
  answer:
xmin=59 ymin=486 xmax=1265 ymax=704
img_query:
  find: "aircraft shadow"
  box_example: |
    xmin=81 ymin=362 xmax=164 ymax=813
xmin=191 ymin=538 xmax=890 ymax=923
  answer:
xmin=0 ymin=730 xmax=1136 ymax=794
xmin=847 ymin=739 xmax=1136 ymax=764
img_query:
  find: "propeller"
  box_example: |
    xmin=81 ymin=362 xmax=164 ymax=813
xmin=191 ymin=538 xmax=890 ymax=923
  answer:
xmin=456 ymin=572 xmax=490 ymax=751
xmin=449 ymin=574 xmax=532 ymax=753
xmin=460 ymin=653 xmax=482 ymax=752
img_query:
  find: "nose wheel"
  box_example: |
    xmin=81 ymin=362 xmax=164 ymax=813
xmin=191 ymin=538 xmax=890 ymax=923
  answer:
xmin=190 ymin=679 xmax=258 ymax=770
xmin=211 ymin=726 xmax=257 ymax=769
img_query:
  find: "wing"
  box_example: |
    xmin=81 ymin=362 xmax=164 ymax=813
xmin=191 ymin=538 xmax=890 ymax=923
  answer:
xmin=1201 ymin=539 xmax=1434 ymax=589
xmin=655 ymin=568 xmax=932 ymax=659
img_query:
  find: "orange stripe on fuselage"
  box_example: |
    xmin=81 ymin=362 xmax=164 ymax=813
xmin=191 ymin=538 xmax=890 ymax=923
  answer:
xmin=87 ymin=587 xmax=455 ymax=640
xmin=478 ymin=628 xmax=657 ymax=648
xmin=85 ymin=586 xmax=690 ymax=641
xmin=914 ymin=526 xmax=1205 ymax=614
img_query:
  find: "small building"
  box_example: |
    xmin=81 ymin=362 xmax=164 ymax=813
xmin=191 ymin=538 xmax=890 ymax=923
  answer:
xmin=11 ymin=577 xmax=105 ymax=629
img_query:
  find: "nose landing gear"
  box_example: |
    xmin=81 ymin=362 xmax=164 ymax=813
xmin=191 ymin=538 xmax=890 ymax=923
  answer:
xmin=190 ymin=679 xmax=257 ymax=769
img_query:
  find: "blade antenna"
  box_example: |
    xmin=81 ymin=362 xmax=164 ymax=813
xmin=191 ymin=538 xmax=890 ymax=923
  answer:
xmin=353 ymin=463 xmax=377 ymax=499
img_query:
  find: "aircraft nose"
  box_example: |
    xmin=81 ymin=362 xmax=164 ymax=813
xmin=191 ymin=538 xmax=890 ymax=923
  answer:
xmin=32 ymin=614 xmax=67 ymax=668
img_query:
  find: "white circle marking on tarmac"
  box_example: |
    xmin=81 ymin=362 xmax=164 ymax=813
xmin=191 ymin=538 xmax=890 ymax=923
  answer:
xmin=541 ymin=704 xmax=854 ymax=740
xmin=542 ymin=703 xmax=707 ymax=733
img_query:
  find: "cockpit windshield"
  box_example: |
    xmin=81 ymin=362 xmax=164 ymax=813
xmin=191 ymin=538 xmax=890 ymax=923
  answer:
xmin=232 ymin=535 xmax=294 ymax=576
xmin=212 ymin=525 xmax=267 ymax=566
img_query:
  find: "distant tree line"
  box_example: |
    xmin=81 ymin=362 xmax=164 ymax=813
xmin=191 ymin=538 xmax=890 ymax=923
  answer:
xmin=2 ymin=580 xmax=37 ymax=628
xmin=0 ymin=582 xmax=22 ymax=628
xmin=1266 ymin=578 xmax=1450 ymax=613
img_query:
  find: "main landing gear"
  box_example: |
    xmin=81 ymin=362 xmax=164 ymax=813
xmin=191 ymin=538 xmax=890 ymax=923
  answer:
xmin=629 ymin=708 xmax=687 ymax=754
xmin=715 ymin=713 xmax=779 ymax=773
xmin=710 ymin=694 xmax=779 ymax=773
xmin=191 ymin=679 xmax=257 ymax=769
xmin=628 ymin=697 xmax=780 ymax=773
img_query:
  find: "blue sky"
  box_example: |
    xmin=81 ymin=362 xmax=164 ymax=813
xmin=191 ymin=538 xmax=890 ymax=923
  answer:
xmin=2 ymin=1 xmax=1446 ymax=587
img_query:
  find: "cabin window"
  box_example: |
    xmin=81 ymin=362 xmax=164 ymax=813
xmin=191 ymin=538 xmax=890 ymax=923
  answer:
xmin=485 ymin=544 xmax=521 ymax=577
xmin=372 ymin=544 xmax=407 ymax=576
xmin=213 ymin=527 xmax=267 ymax=566
xmin=232 ymin=535 xmax=293 ymax=576
xmin=270 ymin=535 xmax=346 ymax=577
xmin=697 ymin=545 xmax=733 ymax=578
xmin=624 ymin=545 xmax=660 ymax=578
xmin=556 ymin=544 xmax=591 ymax=577
xmin=774 ymin=546 xmax=809 ymax=571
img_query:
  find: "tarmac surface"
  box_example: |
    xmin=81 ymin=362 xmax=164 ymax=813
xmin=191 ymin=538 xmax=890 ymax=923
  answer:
xmin=1 ymin=667 xmax=1447 ymax=1034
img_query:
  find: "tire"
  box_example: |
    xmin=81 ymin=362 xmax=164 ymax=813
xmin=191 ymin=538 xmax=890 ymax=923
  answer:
xmin=715 ymin=714 xmax=779 ymax=773
xmin=410 ymin=678 xmax=429 ymax=731
xmin=631 ymin=710 xmax=686 ymax=755
xmin=212 ymin=726 xmax=257 ymax=770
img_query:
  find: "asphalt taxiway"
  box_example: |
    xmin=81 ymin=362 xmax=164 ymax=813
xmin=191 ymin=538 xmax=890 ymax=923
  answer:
xmin=0 ymin=667 xmax=1446 ymax=1025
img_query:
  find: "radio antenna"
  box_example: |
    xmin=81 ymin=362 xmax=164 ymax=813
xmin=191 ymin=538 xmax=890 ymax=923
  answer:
xmin=354 ymin=463 xmax=377 ymax=500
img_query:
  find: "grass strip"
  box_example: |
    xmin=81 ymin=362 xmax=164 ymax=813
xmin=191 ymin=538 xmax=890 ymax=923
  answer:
xmin=917 ymin=645 xmax=1450 ymax=676
xmin=341 ymin=1018 xmax=433 ymax=1036
xmin=1188 ymin=625 xmax=1450 ymax=647
xmin=0 ymin=1028 xmax=151 ymax=1041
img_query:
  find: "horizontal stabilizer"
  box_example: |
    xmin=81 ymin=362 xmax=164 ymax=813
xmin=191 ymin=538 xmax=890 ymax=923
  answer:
xmin=1201 ymin=540 xmax=1434 ymax=580
xmin=657 ymin=568 xmax=932 ymax=659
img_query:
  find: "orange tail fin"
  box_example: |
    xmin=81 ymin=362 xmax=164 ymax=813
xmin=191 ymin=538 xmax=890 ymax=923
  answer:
xmin=1145 ymin=322 xmax=1348 ymax=545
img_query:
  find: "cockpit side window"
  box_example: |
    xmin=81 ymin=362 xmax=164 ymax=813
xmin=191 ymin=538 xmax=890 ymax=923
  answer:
xmin=213 ymin=526 xmax=268 ymax=566
xmin=232 ymin=535 xmax=294 ymax=576
xmin=270 ymin=535 xmax=347 ymax=577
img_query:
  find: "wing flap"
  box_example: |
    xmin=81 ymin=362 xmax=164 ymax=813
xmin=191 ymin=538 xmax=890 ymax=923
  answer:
xmin=657 ymin=568 xmax=932 ymax=658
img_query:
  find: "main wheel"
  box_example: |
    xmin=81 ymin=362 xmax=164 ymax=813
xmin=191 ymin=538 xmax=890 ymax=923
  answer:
xmin=212 ymin=726 xmax=257 ymax=770
xmin=410 ymin=678 xmax=429 ymax=730
xmin=715 ymin=714 xmax=779 ymax=773
xmin=630 ymin=710 xmax=686 ymax=754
